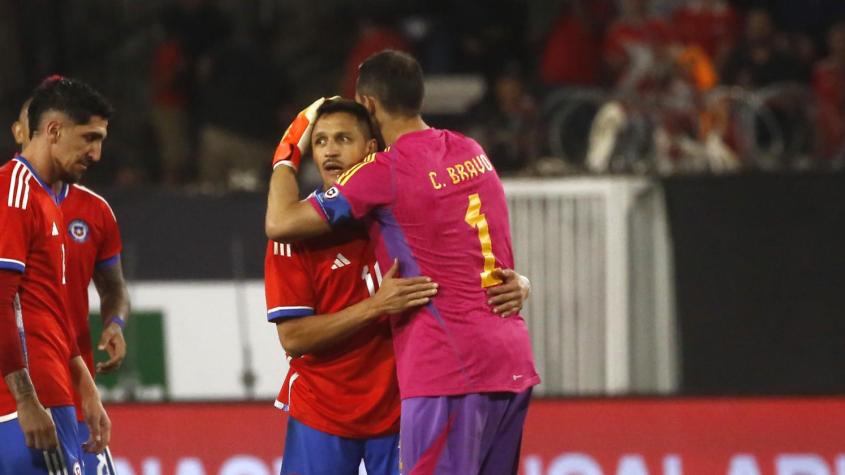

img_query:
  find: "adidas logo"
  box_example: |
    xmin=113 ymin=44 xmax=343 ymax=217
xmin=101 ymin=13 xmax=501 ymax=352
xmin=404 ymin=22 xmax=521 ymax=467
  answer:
xmin=330 ymin=253 xmax=351 ymax=270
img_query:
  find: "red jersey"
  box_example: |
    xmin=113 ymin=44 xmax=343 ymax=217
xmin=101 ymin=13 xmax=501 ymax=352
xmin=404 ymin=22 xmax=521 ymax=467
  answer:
xmin=604 ymin=18 xmax=674 ymax=62
xmin=604 ymin=17 xmax=674 ymax=90
xmin=672 ymin=2 xmax=738 ymax=59
xmin=0 ymin=157 xmax=76 ymax=417
xmin=309 ymin=129 xmax=539 ymax=399
xmin=813 ymin=60 xmax=845 ymax=158
xmin=59 ymin=184 xmax=122 ymax=377
xmin=264 ymin=223 xmax=399 ymax=438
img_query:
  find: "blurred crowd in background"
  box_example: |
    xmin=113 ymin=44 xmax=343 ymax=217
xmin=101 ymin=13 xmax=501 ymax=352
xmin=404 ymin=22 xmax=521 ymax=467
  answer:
xmin=1 ymin=0 xmax=844 ymax=191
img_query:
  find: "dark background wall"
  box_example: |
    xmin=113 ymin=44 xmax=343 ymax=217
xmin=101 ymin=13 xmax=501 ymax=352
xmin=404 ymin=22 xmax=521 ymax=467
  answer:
xmin=104 ymin=189 xmax=267 ymax=280
xmin=664 ymin=172 xmax=845 ymax=395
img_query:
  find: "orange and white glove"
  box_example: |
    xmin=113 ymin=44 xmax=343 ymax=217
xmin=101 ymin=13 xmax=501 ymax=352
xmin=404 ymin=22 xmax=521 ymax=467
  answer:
xmin=272 ymin=96 xmax=340 ymax=172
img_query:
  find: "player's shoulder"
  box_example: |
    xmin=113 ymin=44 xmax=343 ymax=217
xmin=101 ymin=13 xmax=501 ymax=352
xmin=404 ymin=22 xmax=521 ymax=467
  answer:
xmin=397 ymin=127 xmax=481 ymax=152
xmin=336 ymin=152 xmax=383 ymax=186
xmin=0 ymin=157 xmax=25 ymax=183
xmin=69 ymin=184 xmax=117 ymax=220
xmin=1 ymin=158 xmax=38 ymax=211
xmin=442 ymin=128 xmax=482 ymax=148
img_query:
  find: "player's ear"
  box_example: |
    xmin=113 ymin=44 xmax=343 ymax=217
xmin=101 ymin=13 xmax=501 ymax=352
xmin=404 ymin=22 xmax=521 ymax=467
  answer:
xmin=358 ymin=95 xmax=377 ymax=117
xmin=45 ymin=119 xmax=61 ymax=143
xmin=11 ymin=121 xmax=23 ymax=146
xmin=365 ymin=138 xmax=377 ymax=154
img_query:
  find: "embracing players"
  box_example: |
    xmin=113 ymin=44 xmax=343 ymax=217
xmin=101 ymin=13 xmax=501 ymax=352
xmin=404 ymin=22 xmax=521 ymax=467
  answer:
xmin=11 ymin=81 xmax=130 ymax=475
xmin=266 ymin=50 xmax=538 ymax=474
xmin=0 ymin=77 xmax=113 ymax=474
xmin=265 ymin=98 xmax=531 ymax=475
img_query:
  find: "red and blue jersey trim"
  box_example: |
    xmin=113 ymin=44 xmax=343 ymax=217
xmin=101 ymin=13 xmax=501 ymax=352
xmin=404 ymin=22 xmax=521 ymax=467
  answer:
xmin=0 ymin=258 xmax=25 ymax=273
xmin=267 ymin=306 xmax=315 ymax=322
xmin=95 ymin=253 xmax=120 ymax=270
xmin=13 ymin=156 xmax=59 ymax=203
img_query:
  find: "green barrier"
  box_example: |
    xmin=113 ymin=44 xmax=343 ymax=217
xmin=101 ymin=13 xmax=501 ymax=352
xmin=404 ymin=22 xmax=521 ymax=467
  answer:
xmin=89 ymin=311 xmax=168 ymax=401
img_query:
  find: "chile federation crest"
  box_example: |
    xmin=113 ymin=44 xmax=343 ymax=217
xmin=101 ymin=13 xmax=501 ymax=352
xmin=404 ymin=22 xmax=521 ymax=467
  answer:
xmin=68 ymin=219 xmax=90 ymax=243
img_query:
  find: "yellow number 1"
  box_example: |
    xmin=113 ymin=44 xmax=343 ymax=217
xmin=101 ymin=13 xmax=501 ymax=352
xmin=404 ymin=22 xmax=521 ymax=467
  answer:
xmin=465 ymin=193 xmax=502 ymax=288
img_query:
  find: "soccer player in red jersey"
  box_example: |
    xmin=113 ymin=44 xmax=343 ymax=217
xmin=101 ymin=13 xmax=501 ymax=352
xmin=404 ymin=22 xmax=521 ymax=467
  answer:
xmin=266 ymin=50 xmax=539 ymax=474
xmin=12 ymin=91 xmax=130 ymax=475
xmin=0 ymin=77 xmax=112 ymax=474
xmin=266 ymin=99 xmax=530 ymax=475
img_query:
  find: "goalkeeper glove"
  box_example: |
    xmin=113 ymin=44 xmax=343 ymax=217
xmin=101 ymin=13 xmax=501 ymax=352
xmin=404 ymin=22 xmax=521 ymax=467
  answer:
xmin=272 ymin=96 xmax=340 ymax=172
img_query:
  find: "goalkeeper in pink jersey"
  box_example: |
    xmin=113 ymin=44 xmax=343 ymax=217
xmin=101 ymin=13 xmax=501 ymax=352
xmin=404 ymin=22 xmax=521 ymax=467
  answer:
xmin=266 ymin=50 xmax=538 ymax=475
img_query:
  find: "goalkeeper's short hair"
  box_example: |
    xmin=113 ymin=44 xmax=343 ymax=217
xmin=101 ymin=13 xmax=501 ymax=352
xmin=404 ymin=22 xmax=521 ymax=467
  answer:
xmin=356 ymin=49 xmax=424 ymax=118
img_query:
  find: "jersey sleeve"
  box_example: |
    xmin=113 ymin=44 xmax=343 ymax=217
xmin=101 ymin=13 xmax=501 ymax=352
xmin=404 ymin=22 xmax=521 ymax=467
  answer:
xmin=0 ymin=270 xmax=25 ymax=375
xmin=94 ymin=199 xmax=122 ymax=269
xmin=307 ymin=151 xmax=394 ymax=227
xmin=0 ymin=193 xmax=34 ymax=273
xmin=264 ymin=241 xmax=316 ymax=322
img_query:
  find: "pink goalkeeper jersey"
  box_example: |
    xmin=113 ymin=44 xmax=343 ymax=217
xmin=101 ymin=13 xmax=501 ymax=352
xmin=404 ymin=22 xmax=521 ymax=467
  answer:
xmin=308 ymin=128 xmax=539 ymax=399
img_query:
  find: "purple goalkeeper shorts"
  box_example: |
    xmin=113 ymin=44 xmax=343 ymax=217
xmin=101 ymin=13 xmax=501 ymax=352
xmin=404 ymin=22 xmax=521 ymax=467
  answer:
xmin=399 ymin=388 xmax=532 ymax=475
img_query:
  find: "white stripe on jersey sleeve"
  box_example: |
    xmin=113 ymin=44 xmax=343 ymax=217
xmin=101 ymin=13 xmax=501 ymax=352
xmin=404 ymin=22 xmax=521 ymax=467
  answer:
xmin=14 ymin=166 xmax=29 ymax=208
xmin=7 ymin=162 xmax=21 ymax=207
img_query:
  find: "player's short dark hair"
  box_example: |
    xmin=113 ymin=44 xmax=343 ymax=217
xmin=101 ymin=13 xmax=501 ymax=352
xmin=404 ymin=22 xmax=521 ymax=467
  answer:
xmin=315 ymin=99 xmax=385 ymax=150
xmin=356 ymin=50 xmax=424 ymax=117
xmin=27 ymin=76 xmax=113 ymax=138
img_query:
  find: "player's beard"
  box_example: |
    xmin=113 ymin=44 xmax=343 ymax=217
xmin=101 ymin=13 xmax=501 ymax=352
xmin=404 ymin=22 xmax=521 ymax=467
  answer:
xmin=59 ymin=169 xmax=81 ymax=183
xmin=59 ymin=159 xmax=89 ymax=183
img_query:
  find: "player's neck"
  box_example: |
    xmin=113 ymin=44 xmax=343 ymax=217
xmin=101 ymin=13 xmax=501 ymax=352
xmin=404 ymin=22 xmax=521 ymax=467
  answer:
xmin=19 ymin=141 xmax=59 ymax=185
xmin=382 ymin=116 xmax=429 ymax=146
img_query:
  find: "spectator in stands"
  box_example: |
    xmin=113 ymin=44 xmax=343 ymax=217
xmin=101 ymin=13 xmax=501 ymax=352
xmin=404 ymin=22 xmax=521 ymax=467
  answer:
xmin=813 ymin=21 xmax=845 ymax=161
xmin=157 ymin=0 xmax=230 ymax=182
xmin=465 ymin=64 xmax=538 ymax=174
xmin=721 ymin=8 xmax=804 ymax=88
xmin=150 ymin=21 xmax=190 ymax=185
xmin=540 ymin=0 xmax=614 ymax=87
xmin=342 ymin=14 xmax=411 ymax=99
xmin=196 ymin=26 xmax=286 ymax=192
xmin=603 ymin=0 xmax=674 ymax=94
xmin=671 ymin=0 xmax=739 ymax=69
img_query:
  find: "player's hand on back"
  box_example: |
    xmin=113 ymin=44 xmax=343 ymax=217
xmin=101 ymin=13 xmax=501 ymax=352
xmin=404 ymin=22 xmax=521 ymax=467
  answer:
xmin=486 ymin=269 xmax=531 ymax=317
xmin=16 ymin=396 xmax=59 ymax=450
xmin=96 ymin=322 xmax=126 ymax=373
xmin=370 ymin=259 xmax=438 ymax=315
